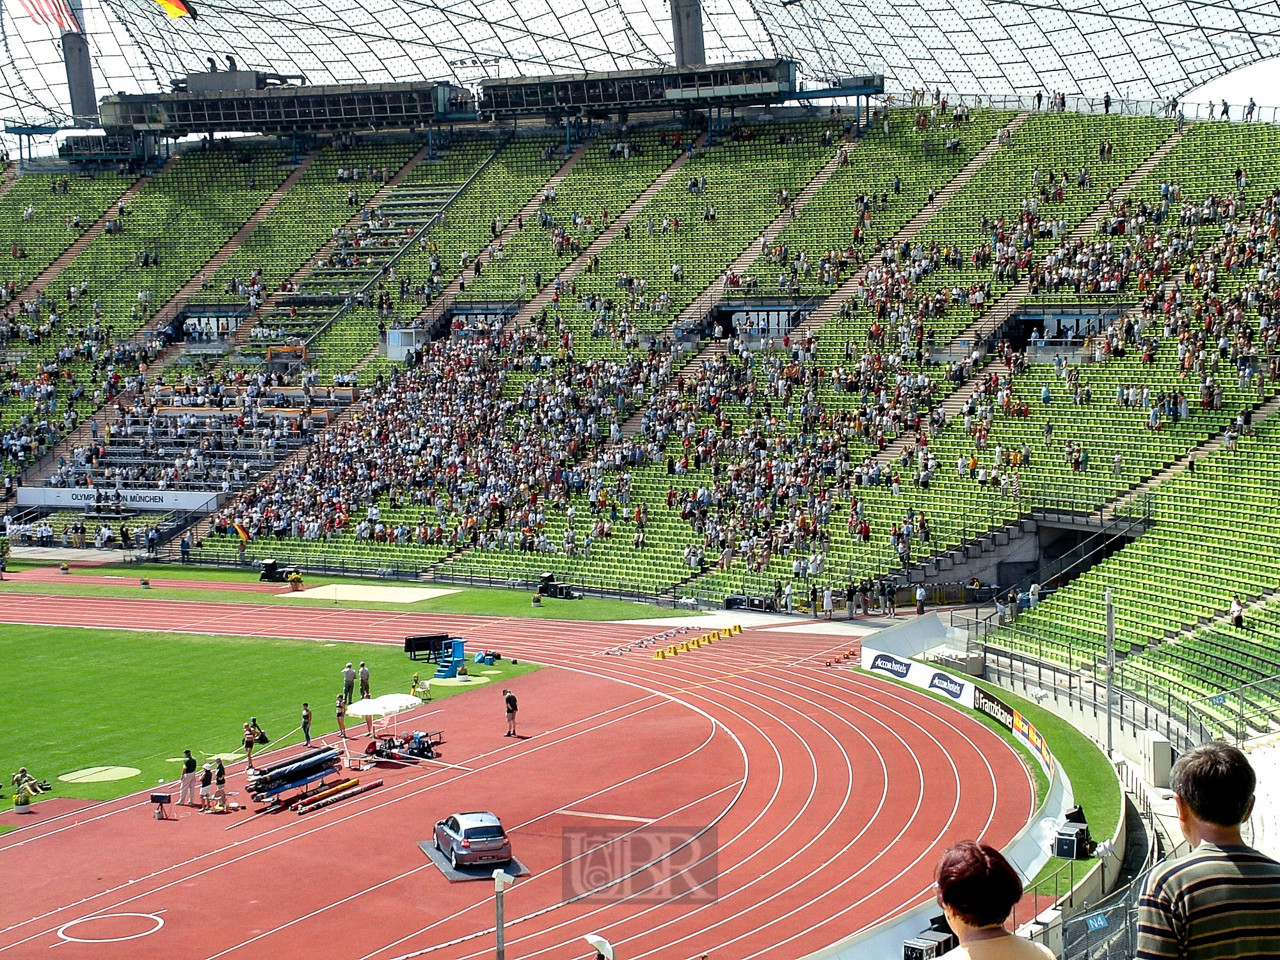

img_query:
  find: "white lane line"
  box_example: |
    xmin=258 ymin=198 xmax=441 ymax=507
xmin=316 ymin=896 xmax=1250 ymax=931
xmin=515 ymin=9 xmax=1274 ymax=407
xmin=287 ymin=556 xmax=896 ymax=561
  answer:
xmin=553 ymin=811 xmax=657 ymax=824
xmin=206 ymin=728 xmax=735 ymax=960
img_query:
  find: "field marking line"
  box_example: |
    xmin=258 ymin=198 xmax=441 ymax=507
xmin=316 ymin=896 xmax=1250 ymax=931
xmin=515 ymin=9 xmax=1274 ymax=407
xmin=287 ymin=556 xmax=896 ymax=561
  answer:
xmin=553 ymin=811 xmax=657 ymax=823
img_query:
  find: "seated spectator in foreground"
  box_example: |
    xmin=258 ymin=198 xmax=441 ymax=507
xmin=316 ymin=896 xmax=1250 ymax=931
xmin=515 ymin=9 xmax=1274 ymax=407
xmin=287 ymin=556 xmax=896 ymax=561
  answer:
xmin=1138 ymin=742 xmax=1280 ymax=959
xmin=934 ymin=840 xmax=1054 ymax=958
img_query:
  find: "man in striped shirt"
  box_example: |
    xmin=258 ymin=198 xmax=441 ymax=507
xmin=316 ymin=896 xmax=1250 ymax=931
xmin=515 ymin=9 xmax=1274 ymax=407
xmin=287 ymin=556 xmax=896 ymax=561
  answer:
xmin=1137 ymin=742 xmax=1280 ymax=959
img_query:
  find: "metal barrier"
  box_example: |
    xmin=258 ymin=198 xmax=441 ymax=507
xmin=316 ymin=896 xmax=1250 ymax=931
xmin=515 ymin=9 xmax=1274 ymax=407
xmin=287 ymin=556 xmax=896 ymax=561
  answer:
xmin=984 ymin=641 xmax=1211 ymax=752
xmin=1058 ymin=863 xmax=1155 ymax=960
xmin=429 ymin=564 xmax=681 ymax=606
xmin=1187 ymin=669 xmax=1280 ymax=744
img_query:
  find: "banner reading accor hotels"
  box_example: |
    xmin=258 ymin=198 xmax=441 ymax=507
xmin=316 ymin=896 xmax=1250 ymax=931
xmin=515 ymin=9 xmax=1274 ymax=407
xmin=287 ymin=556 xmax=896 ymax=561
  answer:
xmin=861 ymin=647 xmax=976 ymax=709
xmin=865 ymin=650 xmax=1054 ymax=778
xmin=863 ymin=650 xmax=1057 ymax=779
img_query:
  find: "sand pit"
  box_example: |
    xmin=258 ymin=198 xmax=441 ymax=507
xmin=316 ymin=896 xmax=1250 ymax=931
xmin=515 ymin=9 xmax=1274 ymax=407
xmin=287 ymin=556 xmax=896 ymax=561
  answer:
xmin=283 ymin=584 xmax=460 ymax=603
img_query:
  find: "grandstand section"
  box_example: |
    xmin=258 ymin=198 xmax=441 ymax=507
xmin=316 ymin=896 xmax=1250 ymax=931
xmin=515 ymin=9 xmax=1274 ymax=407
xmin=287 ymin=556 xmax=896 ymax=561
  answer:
xmin=25 ymin=108 xmax=1251 ymax=625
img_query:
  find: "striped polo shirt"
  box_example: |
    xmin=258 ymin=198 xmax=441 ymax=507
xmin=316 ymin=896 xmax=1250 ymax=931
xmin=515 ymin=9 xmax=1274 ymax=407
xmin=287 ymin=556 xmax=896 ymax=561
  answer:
xmin=1137 ymin=842 xmax=1280 ymax=960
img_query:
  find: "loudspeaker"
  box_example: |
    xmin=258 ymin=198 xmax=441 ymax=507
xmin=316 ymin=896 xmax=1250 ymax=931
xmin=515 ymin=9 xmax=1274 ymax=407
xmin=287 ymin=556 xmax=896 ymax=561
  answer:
xmin=1064 ymin=805 xmax=1087 ymax=824
xmin=925 ymin=914 xmax=953 ymax=935
xmin=903 ymin=939 xmax=940 ymax=960
xmin=916 ymin=931 xmax=958 ymax=955
xmin=1055 ymin=822 xmax=1090 ymax=859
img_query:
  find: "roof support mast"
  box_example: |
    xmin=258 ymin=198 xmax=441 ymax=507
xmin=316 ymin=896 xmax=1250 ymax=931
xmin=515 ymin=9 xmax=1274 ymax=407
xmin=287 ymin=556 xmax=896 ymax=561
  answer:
xmin=670 ymin=0 xmax=706 ymax=67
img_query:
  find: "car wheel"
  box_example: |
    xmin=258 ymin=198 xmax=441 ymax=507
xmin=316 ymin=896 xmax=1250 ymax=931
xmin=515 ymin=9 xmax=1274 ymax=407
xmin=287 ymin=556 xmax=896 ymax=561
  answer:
xmin=450 ymin=848 xmax=459 ymax=870
xmin=433 ymin=835 xmax=441 ymax=851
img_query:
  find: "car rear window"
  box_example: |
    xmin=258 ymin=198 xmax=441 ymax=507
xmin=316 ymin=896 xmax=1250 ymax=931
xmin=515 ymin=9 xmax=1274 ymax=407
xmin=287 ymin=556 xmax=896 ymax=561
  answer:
xmin=464 ymin=825 xmax=505 ymax=840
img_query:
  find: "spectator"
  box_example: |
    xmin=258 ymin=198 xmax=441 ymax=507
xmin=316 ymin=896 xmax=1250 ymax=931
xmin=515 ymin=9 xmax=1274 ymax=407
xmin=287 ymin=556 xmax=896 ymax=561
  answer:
xmin=1137 ymin=742 xmax=1280 ymax=959
xmin=342 ymin=662 xmax=356 ymax=704
xmin=934 ymin=840 xmax=1054 ymax=958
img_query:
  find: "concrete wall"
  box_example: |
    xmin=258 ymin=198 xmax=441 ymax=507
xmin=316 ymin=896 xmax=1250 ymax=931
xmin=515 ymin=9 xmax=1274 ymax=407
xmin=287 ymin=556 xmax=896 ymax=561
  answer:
xmin=917 ymin=520 xmax=1041 ymax=587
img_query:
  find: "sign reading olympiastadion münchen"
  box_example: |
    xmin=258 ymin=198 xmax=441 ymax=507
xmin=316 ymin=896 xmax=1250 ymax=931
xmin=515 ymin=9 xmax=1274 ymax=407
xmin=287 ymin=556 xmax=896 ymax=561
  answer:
xmin=17 ymin=488 xmax=222 ymax=511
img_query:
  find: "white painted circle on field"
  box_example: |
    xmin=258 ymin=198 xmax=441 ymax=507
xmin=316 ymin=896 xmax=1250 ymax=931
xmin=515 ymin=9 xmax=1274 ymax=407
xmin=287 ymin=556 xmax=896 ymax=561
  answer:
xmin=58 ymin=766 xmax=140 ymax=784
xmin=429 ymin=675 xmax=492 ymax=687
xmin=57 ymin=912 xmax=165 ymax=943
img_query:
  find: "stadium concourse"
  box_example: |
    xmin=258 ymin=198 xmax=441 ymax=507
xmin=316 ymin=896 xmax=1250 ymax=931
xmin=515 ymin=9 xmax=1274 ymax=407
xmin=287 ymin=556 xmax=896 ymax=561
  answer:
xmin=4 ymin=89 xmax=1280 ymax=960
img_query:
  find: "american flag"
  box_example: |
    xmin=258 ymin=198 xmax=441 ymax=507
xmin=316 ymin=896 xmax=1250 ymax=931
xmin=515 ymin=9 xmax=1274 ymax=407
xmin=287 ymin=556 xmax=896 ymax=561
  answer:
xmin=17 ymin=0 xmax=82 ymax=33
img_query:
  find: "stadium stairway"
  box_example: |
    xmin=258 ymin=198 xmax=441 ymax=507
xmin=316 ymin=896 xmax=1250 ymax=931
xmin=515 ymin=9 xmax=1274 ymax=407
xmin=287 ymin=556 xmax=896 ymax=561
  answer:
xmin=390 ymin=137 xmax=595 ymax=334
xmin=20 ymin=157 xmax=173 ymax=299
xmin=175 ymin=142 xmax=600 ymax=550
xmin=20 ymin=152 xmax=339 ymax=486
xmin=666 ymin=136 xmax=851 ymax=336
xmin=502 ymin=132 xmax=709 ymax=333
xmin=612 ymin=112 xmax=1029 ymax=442
xmin=616 ymin=339 xmax=731 ymax=440
xmin=0 ymin=163 xmax=17 ymax=203
xmin=1101 ymin=392 xmax=1280 ymax=522
xmin=952 ymin=123 xmax=1189 ymax=347
xmin=130 ymin=147 xmax=323 ymax=344
xmin=610 ymin=135 xmax=865 ymax=440
xmin=787 ymin=111 xmax=1032 ymax=343
xmin=872 ymin=123 xmax=1191 ymax=468
xmin=234 ymin=139 xmax=438 ymax=348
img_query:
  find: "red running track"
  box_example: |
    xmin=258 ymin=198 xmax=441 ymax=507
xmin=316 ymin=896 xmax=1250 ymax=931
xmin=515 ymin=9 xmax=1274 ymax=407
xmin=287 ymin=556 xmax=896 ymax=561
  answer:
xmin=0 ymin=594 xmax=1034 ymax=960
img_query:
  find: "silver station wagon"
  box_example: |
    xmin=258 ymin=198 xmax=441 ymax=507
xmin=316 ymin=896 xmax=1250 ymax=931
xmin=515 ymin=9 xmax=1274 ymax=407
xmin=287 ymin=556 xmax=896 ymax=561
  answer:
xmin=433 ymin=811 xmax=513 ymax=868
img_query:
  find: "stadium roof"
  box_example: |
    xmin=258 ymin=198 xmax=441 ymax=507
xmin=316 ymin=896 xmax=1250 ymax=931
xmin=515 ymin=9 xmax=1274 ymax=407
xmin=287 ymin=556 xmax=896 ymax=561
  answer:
xmin=2 ymin=0 xmax=1279 ymax=130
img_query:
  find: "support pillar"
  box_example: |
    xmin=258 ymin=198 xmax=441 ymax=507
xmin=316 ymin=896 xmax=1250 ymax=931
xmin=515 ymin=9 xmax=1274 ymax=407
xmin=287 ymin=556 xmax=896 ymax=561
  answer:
xmin=670 ymin=0 xmax=706 ymax=67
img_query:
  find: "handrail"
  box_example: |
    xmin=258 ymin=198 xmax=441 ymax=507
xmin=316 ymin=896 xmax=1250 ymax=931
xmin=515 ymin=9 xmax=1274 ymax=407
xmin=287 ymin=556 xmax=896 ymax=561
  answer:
xmin=302 ymin=132 xmax=512 ymax=351
xmin=983 ymin=640 xmax=1212 ymax=751
xmin=1001 ymin=492 xmax=1156 ymax=601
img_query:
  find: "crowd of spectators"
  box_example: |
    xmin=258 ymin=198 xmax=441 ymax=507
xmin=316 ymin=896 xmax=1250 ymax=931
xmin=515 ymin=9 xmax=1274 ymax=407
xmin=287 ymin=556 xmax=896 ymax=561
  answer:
xmin=203 ymin=322 xmax=680 ymax=551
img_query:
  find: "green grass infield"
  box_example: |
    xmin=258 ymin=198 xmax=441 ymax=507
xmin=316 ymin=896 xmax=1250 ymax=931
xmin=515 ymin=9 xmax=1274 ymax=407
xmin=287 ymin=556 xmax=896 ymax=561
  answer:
xmin=0 ymin=623 xmax=541 ymax=803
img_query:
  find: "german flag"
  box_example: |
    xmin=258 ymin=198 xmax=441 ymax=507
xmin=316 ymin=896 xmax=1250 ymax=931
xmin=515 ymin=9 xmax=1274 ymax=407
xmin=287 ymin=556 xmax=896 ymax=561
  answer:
xmin=152 ymin=0 xmax=197 ymax=19
xmin=232 ymin=522 xmax=250 ymax=543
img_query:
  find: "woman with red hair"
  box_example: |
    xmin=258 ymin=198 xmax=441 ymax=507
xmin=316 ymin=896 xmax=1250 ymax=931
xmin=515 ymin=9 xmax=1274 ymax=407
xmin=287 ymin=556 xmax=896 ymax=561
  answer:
xmin=934 ymin=841 xmax=1055 ymax=958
